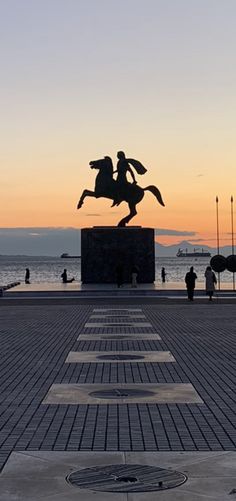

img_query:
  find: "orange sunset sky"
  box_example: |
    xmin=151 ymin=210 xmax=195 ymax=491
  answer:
xmin=1 ymin=0 xmax=236 ymax=248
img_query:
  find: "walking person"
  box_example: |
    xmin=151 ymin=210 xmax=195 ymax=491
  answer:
xmin=205 ymin=265 xmax=217 ymax=301
xmin=161 ymin=267 xmax=167 ymax=283
xmin=25 ymin=268 xmax=30 ymax=284
xmin=185 ymin=266 xmax=197 ymax=301
xmin=131 ymin=265 xmax=139 ymax=288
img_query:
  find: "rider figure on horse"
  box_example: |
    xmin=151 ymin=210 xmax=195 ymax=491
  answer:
xmin=112 ymin=151 xmax=147 ymax=206
xmin=77 ymin=152 xmax=164 ymax=227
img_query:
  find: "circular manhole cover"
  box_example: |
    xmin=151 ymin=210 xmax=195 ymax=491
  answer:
xmin=96 ymin=354 xmax=144 ymax=361
xmin=89 ymin=388 xmax=155 ymax=399
xmin=67 ymin=464 xmax=187 ymax=492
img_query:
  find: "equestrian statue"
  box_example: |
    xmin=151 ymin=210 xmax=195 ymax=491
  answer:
xmin=77 ymin=151 xmax=165 ymax=227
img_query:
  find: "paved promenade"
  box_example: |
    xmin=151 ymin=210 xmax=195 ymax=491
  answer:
xmin=0 ymin=298 xmax=236 ymax=499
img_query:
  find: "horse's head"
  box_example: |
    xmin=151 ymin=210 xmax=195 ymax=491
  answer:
xmin=89 ymin=157 xmax=114 ymax=176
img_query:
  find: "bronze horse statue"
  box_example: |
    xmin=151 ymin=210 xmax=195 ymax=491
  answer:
xmin=77 ymin=156 xmax=165 ymax=227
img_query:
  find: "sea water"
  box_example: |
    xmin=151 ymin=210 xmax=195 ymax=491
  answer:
xmin=0 ymin=255 xmax=233 ymax=284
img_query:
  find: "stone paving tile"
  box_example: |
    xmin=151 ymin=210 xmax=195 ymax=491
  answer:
xmin=43 ymin=383 xmax=202 ymax=405
xmin=78 ymin=333 xmax=161 ymax=340
xmin=93 ymin=308 xmax=143 ymax=311
xmin=89 ymin=312 xmax=147 ymax=318
xmin=84 ymin=322 xmax=152 ymax=328
xmin=0 ymin=303 xmax=236 ymax=472
xmin=2 ymin=451 xmax=236 ymax=500
xmin=65 ymin=350 xmax=175 ymax=363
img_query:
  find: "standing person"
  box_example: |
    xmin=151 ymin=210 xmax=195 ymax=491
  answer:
xmin=131 ymin=265 xmax=139 ymax=288
xmin=61 ymin=269 xmax=75 ymax=283
xmin=25 ymin=268 xmax=30 ymax=284
xmin=205 ymin=265 xmax=217 ymax=301
xmin=161 ymin=267 xmax=166 ymax=283
xmin=185 ymin=266 xmax=197 ymax=301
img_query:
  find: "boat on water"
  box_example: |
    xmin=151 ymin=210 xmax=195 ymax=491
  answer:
xmin=60 ymin=253 xmax=81 ymax=258
xmin=176 ymin=248 xmax=211 ymax=258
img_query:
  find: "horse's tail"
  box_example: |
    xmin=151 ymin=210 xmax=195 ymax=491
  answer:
xmin=144 ymin=185 xmax=165 ymax=206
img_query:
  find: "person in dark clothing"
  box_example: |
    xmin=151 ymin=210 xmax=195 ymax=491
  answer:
xmin=61 ymin=269 xmax=75 ymax=283
xmin=25 ymin=268 xmax=30 ymax=284
xmin=161 ymin=267 xmax=167 ymax=283
xmin=185 ymin=266 xmax=197 ymax=301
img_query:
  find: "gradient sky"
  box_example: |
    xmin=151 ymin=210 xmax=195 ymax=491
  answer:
xmin=1 ymin=0 xmax=236 ymax=247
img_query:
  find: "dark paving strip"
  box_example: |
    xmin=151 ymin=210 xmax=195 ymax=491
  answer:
xmin=0 ymin=303 xmax=236 ymax=472
xmin=75 ymin=339 xmax=163 ymax=350
xmin=2 ymin=297 xmax=236 ymax=307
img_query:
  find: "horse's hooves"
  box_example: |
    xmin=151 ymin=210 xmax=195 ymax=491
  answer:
xmin=77 ymin=202 xmax=83 ymax=209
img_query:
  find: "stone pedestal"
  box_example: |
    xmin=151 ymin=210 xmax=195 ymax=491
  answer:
xmin=81 ymin=226 xmax=155 ymax=283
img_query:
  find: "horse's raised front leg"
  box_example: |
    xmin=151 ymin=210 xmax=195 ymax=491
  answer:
xmin=77 ymin=190 xmax=96 ymax=209
xmin=117 ymin=203 xmax=137 ymax=227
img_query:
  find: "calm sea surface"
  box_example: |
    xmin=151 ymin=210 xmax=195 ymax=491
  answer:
xmin=0 ymin=255 xmax=233 ymax=284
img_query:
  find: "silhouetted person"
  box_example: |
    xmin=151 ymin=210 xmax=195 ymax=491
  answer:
xmin=112 ymin=151 xmax=137 ymax=206
xmin=61 ymin=269 xmax=75 ymax=284
xmin=205 ymin=265 xmax=217 ymax=301
xmin=161 ymin=267 xmax=166 ymax=283
xmin=112 ymin=151 xmax=148 ymax=206
xmin=131 ymin=265 xmax=139 ymax=288
xmin=116 ymin=263 xmax=124 ymax=288
xmin=25 ymin=268 xmax=30 ymax=284
xmin=185 ymin=266 xmax=197 ymax=301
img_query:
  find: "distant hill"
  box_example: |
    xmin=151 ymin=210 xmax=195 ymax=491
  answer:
xmin=155 ymin=240 xmax=232 ymax=257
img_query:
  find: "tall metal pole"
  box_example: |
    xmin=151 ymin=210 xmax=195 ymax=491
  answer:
xmin=216 ymin=196 xmax=220 ymax=290
xmin=231 ymin=195 xmax=235 ymax=291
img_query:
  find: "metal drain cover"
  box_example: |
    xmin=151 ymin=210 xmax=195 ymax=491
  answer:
xmin=96 ymin=354 xmax=144 ymax=361
xmin=89 ymin=388 xmax=155 ymax=399
xmin=67 ymin=464 xmax=187 ymax=493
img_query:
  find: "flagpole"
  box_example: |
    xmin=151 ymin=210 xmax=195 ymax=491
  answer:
xmin=231 ymin=195 xmax=235 ymax=291
xmin=216 ymin=196 xmax=220 ymax=290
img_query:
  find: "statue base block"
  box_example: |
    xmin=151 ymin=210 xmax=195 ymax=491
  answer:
xmin=81 ymin=227 xmax=155 ymax=283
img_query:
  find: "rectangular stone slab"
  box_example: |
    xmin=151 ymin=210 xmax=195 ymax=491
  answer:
xmin=90 ymin=314 xmax=146 ymax=318
xmin=93 ymin=308 xmax=142 ymax=312
xmin=43 ymin=383 xmax=203 ymax=405
xmin=84 ymin=322 xmax=152 ymax=328
xmin=65 ymin=351 xmax=175 ymax=363
xmin=77 ymin=333 xmax=161 ymax=340
xmin=2 ymin=451 xmax=236 ymax=501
